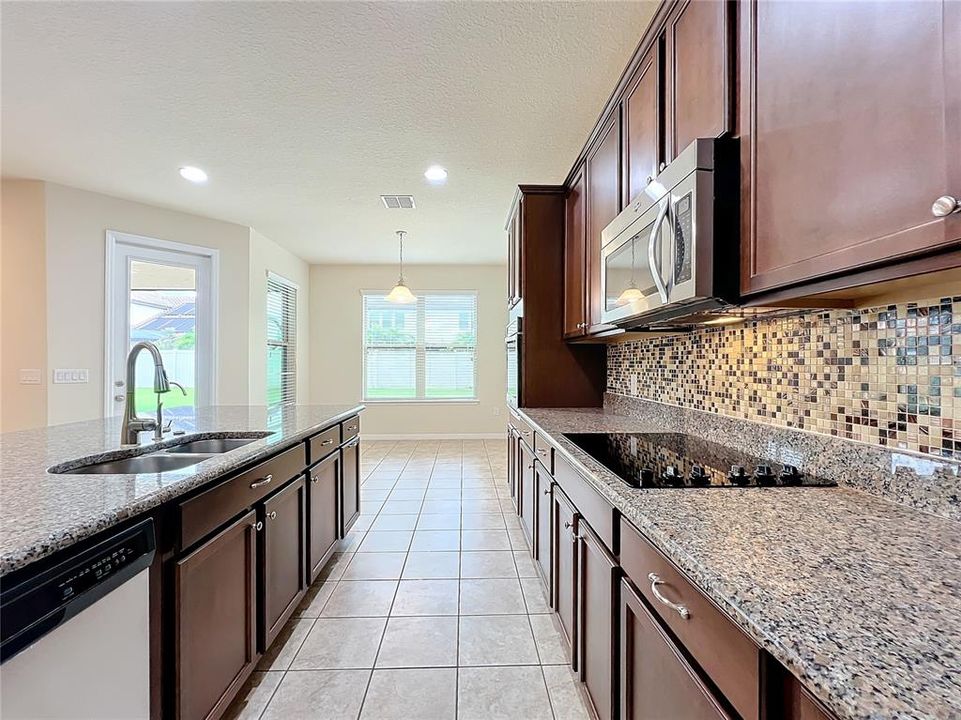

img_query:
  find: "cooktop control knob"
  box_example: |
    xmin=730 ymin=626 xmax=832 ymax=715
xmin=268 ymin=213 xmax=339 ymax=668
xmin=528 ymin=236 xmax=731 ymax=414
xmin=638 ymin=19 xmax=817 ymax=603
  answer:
xmin=728 ymin=465 xmax=749 ymax=485
xmin=754 ymin=465 xmax=776 ymax=486
xmin=689 ymin=465 xmax=710 ymax=486
xmin=662 ymin=465 xmax=685 ymax=487
xmin=780 ymin=465 xmax=802 ymax=485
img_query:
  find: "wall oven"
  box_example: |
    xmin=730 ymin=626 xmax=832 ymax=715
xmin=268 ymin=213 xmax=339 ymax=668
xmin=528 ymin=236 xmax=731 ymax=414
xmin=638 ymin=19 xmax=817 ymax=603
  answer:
xmin=600 ymin=138 xmax=738 ymax=328
xmin=506 ymin=317 xmax=521 ymax=407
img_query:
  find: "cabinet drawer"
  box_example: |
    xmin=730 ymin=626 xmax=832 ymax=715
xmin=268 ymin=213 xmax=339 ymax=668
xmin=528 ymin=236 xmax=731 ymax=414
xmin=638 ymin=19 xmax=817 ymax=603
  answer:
xmin=512 ymin=414 xmax=536 ymax=448
xmin=342 ymin=416 xmax=361 ymax=443
xmin=533 ymin=433 xmax=553 ymax=474
xmin=619 ymin=518 xmax=760 ymax=720
xmin=180 ymin=443 xmax=307 ymax=550
xmin=307 ymin=425 xmax=339 ymax=464
xmin=553 ymin=452 xmax=614 ymax=549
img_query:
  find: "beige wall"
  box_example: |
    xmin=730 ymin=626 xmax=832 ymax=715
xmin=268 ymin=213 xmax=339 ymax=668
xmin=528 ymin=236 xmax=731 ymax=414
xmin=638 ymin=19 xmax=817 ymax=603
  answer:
xmin=0 ymin=180 xmax=48 ymax=431
xmin=309 ymin=264 xmax=507 ymax=437
xmin=248 ymin=229 xmax=310 ymax=405
xmin=43 ymin=183 xmax=252 ymax=424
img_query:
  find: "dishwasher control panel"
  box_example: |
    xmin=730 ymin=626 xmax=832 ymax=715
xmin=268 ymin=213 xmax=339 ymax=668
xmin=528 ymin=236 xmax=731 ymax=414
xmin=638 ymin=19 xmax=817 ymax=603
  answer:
xmin=1 ymin=518 xmax=155 ymax=663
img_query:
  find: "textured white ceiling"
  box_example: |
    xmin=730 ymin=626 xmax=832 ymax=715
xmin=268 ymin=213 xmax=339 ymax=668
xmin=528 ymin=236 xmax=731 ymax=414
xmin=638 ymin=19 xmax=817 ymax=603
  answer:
xmin=2 ymin=1 xmax=657 ymax=264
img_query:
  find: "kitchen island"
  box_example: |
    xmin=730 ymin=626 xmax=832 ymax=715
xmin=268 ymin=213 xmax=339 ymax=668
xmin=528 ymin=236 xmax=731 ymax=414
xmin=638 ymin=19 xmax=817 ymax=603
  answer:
xmin=0 ymin=403 xmax=363 ymax=720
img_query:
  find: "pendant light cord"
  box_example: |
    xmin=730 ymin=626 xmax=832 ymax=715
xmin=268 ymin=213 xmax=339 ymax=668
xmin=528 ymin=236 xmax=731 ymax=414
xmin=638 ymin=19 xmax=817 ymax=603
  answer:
xmin=397 ymin=230 xmax=406 ymax=282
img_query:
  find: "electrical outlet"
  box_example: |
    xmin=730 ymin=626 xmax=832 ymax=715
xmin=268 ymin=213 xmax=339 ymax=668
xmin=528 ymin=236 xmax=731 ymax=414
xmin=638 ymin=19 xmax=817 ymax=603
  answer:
xmin=53 ymin=369 xmax=89 ymax=384
xmin=492 ymin=406 xmax=502 ymax=417
xmin=19 ymin=369 xmax=42 ymax=385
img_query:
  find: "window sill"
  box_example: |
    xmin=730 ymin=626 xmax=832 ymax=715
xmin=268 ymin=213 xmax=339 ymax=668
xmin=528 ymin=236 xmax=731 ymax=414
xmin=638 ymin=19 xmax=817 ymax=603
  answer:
xmin=362 ymin=398 xmax=480 ymax=405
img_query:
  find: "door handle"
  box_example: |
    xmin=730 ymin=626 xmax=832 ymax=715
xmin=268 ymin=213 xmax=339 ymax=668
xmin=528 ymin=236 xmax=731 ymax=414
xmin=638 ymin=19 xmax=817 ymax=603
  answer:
xmin=648 ymin=199 xmax=670 ymax=304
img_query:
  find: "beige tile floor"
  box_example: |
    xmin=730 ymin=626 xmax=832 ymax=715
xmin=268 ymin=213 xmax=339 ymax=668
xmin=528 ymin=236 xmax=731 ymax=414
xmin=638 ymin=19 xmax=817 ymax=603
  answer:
xmin=225 ymin=439 xmax=594 ymax=720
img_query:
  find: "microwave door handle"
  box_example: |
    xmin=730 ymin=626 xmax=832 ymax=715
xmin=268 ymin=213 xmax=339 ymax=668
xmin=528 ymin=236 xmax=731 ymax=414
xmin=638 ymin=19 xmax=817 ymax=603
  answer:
xmin=664 ymin=198 xmax=676 ymax=295
xmin=648 ymin=199 xmax=670 ymax=303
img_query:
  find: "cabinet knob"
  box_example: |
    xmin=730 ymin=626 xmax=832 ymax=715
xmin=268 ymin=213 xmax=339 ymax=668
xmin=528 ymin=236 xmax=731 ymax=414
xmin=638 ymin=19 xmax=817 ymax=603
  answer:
xmin=645 ymin=175 xmax=653 ymax=185
xmin=267 ymin=511 xmax=277 ymax=520
xmin=253 ymin=521 xmax=264 ymax=531
xmin=659 ymin=161 xmax=667 ymax=172
xmin=311 ymin=475 xmax=319 ymax=483
xmin=932 ymin=195 xmax=960 ymax=217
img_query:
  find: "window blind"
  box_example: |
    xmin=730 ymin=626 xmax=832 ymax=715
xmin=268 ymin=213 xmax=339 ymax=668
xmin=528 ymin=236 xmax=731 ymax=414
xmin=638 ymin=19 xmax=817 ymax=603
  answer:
xmin=266 ymin=273 xmax=297 ymax=405
xmin=363 ymin=291 xmax=477 ymax=401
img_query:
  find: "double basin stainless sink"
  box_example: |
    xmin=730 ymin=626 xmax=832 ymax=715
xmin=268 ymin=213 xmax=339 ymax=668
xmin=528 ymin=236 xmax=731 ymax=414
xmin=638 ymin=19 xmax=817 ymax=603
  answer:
xmin=54 ymin=434 xmax=272 ymax=475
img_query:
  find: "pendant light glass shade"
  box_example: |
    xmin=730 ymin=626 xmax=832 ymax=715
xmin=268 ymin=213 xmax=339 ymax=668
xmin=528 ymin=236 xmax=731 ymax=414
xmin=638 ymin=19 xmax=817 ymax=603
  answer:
xmin=387 ymin=230 xmax=416 ymax=304
xmin=615 ymin=284 xmax=644 ymax=306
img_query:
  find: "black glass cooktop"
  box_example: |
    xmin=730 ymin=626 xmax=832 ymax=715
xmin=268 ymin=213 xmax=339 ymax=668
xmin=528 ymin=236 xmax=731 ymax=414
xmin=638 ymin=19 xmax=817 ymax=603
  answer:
xmin=563 ymin=432 xmax=835 ymax=489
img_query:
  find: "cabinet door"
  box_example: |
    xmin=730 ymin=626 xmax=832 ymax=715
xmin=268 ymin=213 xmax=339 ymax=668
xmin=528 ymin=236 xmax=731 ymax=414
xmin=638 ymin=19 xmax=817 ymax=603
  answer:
xmin=552 ymin=488 xmax=577 ymax=667
xmin=307 ymin=453 xmax=340 ymax=584
xmin=340 ymin=438 xmax=361 ymax=536
xmin=519 ymin=441 xmax=535 ymax=548
xmin=586 ymin=112 xmax=622 ymax=327
xmin=175 ymin=510 xmax=258 ymax=720
xmin=564 ymin=164 xmax=588 ymax=336
xmin=534 ymin=466 xmax=552 ymax=589
xmin=577 ymin=521 xmax=617 ymax=720
xmin=665 ymin=0 xmax=731 ymax=159
xmin=620 ymin=578 xmax=729 ymax=720
xmin=507 ymin=201 xmax=523 ymax=307
xmin=740 ymin=0 xmax=961 ymax=295
xmin=262 ymin=476 xmax=307 ymax=648
xmin=623 ymin=46 xmax=661 ymax=205
xmin=507 ymin=213 xmax=516 ymax=305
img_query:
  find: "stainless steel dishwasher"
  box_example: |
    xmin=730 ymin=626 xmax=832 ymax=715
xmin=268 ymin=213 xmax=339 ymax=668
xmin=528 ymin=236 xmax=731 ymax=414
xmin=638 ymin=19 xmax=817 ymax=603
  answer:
xmin=0 ymin=518 xmax=156 ymax=719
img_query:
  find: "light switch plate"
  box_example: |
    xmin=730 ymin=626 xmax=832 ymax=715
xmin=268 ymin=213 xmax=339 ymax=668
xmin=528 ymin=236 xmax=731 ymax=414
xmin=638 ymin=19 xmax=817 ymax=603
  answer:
xmin=53 ymin=369 xmax=89 ymax=384
xmin=19 ymin=369 xmax=42 ymax=385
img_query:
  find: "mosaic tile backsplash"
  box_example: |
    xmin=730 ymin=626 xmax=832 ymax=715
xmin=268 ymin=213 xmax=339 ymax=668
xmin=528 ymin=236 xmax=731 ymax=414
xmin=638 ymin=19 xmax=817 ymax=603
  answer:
xmin=607 ymin=297 xmax=961 ymax=460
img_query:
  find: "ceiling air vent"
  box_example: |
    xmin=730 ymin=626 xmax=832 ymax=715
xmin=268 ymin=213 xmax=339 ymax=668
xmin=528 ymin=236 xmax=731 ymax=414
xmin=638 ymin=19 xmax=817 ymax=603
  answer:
xmin=381 ymin=194 xmax=416 ymax=210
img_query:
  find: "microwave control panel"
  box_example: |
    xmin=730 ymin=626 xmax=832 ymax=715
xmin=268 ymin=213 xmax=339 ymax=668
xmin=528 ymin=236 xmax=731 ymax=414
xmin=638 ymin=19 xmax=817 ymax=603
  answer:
xmin=674 ymin=192 xmax=693 ymax=284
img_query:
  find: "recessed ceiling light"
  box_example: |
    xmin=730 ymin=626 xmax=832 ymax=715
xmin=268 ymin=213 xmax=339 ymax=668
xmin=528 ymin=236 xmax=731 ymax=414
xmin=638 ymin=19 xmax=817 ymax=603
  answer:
xmin=179 ymin=166 xmax=208 ymax=184
xmin=424 ymin=165 xmax=448 ymax=183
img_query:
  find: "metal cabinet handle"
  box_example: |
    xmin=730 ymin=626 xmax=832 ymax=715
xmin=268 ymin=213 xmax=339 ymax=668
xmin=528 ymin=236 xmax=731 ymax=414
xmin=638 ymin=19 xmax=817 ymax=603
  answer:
xmin=346 ymin=424 xmax=358 ymax=432
xmin=563 ymin=520 xmax=578 ymax=543
xmin=932 ymin=195 xmax=960 ymax=217
xmin=345 ymin=438 xmax=360 ymax=448
xmin=253 ymin=521 xmax=264 ymax=531
xmin=250 ymin=474 xmax=273 ymax=489
xmin=648 ymin=573 xmax=690 ymax=619
xmin=267 ymin=511 xmax=277 ymax=520
xmin=320 ymin=438 xmax=334 ymax=446
xmin=536 ymin=448 xmax=548 ymax=456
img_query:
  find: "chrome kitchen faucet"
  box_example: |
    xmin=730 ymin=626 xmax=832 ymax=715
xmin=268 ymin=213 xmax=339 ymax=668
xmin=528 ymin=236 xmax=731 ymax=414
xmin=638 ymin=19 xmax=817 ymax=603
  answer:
xmin=120 ymin=341 xmax=187 ymax=445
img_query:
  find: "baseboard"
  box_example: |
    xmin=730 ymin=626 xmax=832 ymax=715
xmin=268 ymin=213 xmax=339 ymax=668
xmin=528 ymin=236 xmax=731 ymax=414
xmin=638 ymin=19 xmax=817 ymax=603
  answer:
xmin=362 ymin=432 xmax=506 ymax=440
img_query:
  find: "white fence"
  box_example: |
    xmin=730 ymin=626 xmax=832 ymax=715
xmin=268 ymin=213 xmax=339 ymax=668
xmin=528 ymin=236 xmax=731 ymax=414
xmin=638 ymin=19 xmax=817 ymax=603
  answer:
xmin=135 ymin=349 xmax=195 ymax=388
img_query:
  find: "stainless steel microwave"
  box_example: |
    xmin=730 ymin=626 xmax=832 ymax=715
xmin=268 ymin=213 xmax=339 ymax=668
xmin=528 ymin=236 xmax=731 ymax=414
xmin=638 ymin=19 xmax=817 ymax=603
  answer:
xmin=600 ymin=138 xmax=738 ymax=328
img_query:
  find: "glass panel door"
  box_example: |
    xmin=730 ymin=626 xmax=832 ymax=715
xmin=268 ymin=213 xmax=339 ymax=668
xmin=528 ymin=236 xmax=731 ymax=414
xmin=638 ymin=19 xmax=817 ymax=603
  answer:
xmin=107 ymin=234 xmax=215 ymax=419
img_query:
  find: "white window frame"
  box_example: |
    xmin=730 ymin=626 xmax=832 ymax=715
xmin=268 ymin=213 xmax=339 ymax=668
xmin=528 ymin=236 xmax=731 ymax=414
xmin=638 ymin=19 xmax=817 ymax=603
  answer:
xmin=361 ymin=289 xmax=479 ymax=404
xmin=104 ymin=230 xmax=219 ymax=417
xmin=266 ymin=271 xmax=298 ymax=406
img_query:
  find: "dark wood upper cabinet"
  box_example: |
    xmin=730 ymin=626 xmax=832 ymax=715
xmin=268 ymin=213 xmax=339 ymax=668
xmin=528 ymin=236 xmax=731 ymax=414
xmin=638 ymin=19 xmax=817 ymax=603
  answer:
xmin=507 ymin=201 xmax=523 ymax=308
xmin=623 ymin=46 xmax=662 ymax=205
xmin=564 ymin=164 xmax=588 ymax=337
xmin=174 ymin=510 xmax=258 ymax=720
xmin=261 ymin=476 xmax=307 ymax=649
xmin=340 ymin=438 xmax=360 ymax=536
xmin=307 ymin=452 xmax=339 ymax=584
xmin=740 ymin=0 xmax=961 ymax=295
xmin=620 ymin=578 xmax=730 ymax=720
xmin=586 ymin=113 xmax=622 ymax=328
xmin=577 ymin=520 xmax=618 ymax=720
xmin=665 ymin=0 xmax=732 ymax=160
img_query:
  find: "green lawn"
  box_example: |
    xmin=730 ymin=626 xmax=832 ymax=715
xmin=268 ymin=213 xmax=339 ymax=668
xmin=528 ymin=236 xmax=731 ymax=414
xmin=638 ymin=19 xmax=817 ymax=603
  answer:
xmin=366 ymin=387 xmax=474 ymax=400
xmin=134 ymin=387 xmax=196 ymax=411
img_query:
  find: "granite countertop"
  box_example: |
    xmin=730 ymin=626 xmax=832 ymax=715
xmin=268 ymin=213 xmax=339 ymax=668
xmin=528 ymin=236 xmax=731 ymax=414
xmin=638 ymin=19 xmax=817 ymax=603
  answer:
xmin=518 ymin=407 xmax=961 ymax=720
xmin=0 ymin=404 xmax=363 ymax=576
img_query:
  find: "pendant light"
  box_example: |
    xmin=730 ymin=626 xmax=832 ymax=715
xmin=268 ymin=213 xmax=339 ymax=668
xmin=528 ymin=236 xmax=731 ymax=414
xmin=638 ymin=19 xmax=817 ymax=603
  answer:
xmin=386 ymin=230 xmax=416 ymax=304
xmin=615 ymin=237 xmax=644 ymax=306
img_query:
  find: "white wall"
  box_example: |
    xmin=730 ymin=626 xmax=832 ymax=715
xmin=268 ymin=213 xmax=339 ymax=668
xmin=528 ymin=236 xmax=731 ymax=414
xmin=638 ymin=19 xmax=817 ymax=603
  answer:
xmin=248 ymin=229 xmax=310 ymax=405
xmin=43 ymin=183 xmax=252 ymax=424
xmin=309 ymin=264 xmax=507 ymax=437
xmin=0 ymin=180 xmax=48 ymax=431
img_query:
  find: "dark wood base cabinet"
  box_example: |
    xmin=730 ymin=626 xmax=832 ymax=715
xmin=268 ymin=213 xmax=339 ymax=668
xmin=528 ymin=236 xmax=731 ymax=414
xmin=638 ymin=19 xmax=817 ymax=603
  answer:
xmin=174 ymin=510 xmax=258 ymax=720
xmin=307 ymin=452 xmax=340 ymax=583
xmin=340 ymin=438 xmax=360 ymax=536
xmin=519 ymin=442 xmax=536 ymax=546
xmin=261 ymin=476 xmax=307 ymax=649
xmin=577 ymin=521 xmax=617 ymax=720
xmin=534 ymin=465 xmax=552 ymax=588
xmin=620 ymin=577 xmax=729 ymax=720
xmin=552 ymin=488 xmax=578 ymax=662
